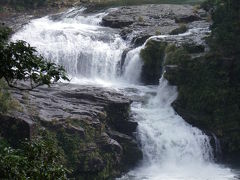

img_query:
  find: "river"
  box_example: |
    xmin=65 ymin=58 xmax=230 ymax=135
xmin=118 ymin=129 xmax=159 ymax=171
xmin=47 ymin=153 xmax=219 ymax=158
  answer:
xmin=11 ymin=7 xmax=239 ymax=180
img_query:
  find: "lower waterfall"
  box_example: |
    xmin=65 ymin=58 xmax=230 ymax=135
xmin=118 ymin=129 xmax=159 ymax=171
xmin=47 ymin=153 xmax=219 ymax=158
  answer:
xmin=11 ymin=7 xmax=238 ymax=180
xmin=118 ymin=77 xmax=236 ymax=180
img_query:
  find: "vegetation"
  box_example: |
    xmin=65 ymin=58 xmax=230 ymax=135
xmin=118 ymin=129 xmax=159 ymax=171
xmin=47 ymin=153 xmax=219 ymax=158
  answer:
xmin=92 ymin=0 xmax=204 ymax=8
xmin=163 ymin=0 xmax=240 ymax=163
xmin=0 ymin=80 xmax=15 ymax=113
xmin=169 ymin=24 xmax=188 ymax=35
xmin=139 ymin=0 xmax=240 ymax=163
xmin=0 ymin=25 xmax=70 ymax=178
xmin=140 ymin=40 xmax=167 ymax=84
xmin=0 ymin=26 xmax=69 ymax=90
xmin=0 ymin=0 xmax=47 ymax=9
xmin=0 ymin=132 xmax=68 ymax=179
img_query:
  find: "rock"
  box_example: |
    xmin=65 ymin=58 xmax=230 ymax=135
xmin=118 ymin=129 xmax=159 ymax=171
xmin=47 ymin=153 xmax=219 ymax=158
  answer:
xmin=175 ymin=14 xmax=202 ymax=23
xmin=120 ymin=48 xmax=133 ymax=73
xmin=164 ymin=65 xmax=179 ymax=85
xmin=102 ymin=16 xmax=134 ymax=28
xmin=140 ymin=39 xmax=168 ymax=85
xmin=169 ymin=24 xmax=188 ymax=35
xmin=10 ymin=83 xmax=141 ymax=178
xmin=113 ymin=120 xmax=138 ymax=136
xmin=102 ymin=4 xmax=208 ymax=46
xmin=64 ymin=123 xmax=85 ymax=137
xmin=138 ymin=23 xmax=209 ymax=85
xmin=97 ymin=132 xmax=122 ymax=154
xmin=183 ymin=43 xmax=205 ymax=54
xmin=0 ymin=112 xmax=36 ymax=145
xmin=131 ymin=34 xmax=152 ymax=47
xmin=197 ymin=9 xmax=208 ymax=18
xmin=108 ymin=130 xmax=143 ymax=170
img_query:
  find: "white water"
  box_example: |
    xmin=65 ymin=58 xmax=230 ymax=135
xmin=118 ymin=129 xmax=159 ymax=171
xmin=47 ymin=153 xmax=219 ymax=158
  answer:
xmin=11 ymin=8 xmax=238 ymax=180
xmin=12 ymin=7 xmax=127 ymax=81
xmin=119 ymin=77 xmax=236 ymax=180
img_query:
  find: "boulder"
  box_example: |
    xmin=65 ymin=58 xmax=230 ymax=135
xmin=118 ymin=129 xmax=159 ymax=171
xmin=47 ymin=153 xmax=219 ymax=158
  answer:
xmin=170 ymin=24 xmax=188 ymax=35
xmin=102 ymin=16 xmax=134 ymax=28
xmin=108 ymin=130 xmax=143 ymax=170
xmin=175 ymin=14 xmax=202 ymax=23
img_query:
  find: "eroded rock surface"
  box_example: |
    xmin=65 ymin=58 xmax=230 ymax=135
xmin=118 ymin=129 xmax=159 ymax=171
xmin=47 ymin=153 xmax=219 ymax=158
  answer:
xmin=6 ymin=83 xmax=142 ymax=179
xmin=102 ymin=4 xmax=208 ymax=46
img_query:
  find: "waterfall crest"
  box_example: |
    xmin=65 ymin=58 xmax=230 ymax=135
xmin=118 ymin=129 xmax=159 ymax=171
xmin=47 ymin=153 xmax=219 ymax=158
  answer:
xmin=11 ymin=7 xmax=127 ymax=81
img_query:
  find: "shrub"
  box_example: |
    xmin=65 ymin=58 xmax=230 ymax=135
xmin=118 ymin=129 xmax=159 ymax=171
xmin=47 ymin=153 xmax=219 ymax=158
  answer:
xmin=0 ymin=26 xmax=69 ymax=90
xmin=0 ymin=132 xmax=68 ymax=179
xmin=169 ymin=24 xmax=188 ymax=35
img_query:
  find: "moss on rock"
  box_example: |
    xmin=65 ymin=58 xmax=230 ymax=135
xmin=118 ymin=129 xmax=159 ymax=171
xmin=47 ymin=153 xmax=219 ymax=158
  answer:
xmin=140 ymin=39 xmax=167 ymax=84
xmin=169 ymin=24 xmax=188 ymax=35
xmin=164 ymin=46 xmax=240 ymax=164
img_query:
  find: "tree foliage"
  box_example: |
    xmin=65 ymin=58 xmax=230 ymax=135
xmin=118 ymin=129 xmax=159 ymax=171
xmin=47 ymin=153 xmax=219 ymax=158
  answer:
xmin=0 ymin=133 xmax=68 ymax=179
xmin=163 ymin=0 xmax=240 ymax=162
xmin=0 ymin=26 xmax=69 ymax=90
xmin=0 ymin=0 xmax=47 ymax=9
xmin=209 ymin=0 xmax=240 ymax=58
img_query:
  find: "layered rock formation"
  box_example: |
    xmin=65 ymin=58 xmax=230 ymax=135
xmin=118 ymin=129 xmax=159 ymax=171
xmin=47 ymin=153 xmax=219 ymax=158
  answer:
xmin=0 ymin=84 xmax=142 ymax=179
xmin=102 ymin=4 xmax=208 ymax=46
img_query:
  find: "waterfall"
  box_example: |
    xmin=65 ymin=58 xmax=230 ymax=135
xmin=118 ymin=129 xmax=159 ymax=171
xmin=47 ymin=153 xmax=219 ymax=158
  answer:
xmin=11 ymin=7 xmax=238 ymax=180
xmin=119 ymin=31 xmax=237 ymax=180
xmin=119 ymin=75 xmax=236 ymax=180
xmin=212 ymin=133 xmax=222 ymax=159
xmin=11 ymin=7 xmax=127 ymax=81
xmin=122 ymin=46 xmax=143 ymax=83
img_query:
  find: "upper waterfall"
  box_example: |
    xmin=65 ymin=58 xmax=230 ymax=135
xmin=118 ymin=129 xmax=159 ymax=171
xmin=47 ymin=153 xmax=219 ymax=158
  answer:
xmin=11 ymin=7 xmax=127 ymax=82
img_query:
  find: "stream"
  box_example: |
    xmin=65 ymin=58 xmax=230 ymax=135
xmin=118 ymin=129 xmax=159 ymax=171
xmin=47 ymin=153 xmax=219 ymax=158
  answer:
xmin=11 ymin=7 xmax=239 ymax=180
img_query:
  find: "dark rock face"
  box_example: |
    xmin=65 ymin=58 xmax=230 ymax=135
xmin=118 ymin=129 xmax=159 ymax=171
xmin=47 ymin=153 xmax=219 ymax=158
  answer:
xmin=108 ymin=130 xmax=143 ymax=169
xmin=174 ymin=14 xmax=202 ymax=23
xmin=169 ymin=25 xmax=188 ymax=35
xmin=102 ymin=4 xmax=206 ymax=47
xmin=0 ymin=112 xmax=36 ymax=145
xmin=102 ymin=16 xmax=134 ymax=28
xmin=163 ymin=42 xmax=240 ymax=165
xmin=9 ymin=84 xmax=142 ymax=178
xmin=139 ymin=27 xmax=209 ymax=85
xmin=140 ymin=40 xmax=168 ymax=85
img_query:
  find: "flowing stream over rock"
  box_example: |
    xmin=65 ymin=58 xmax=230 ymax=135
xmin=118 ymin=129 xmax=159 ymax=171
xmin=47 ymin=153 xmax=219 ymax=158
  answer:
xmin=12 ymin=7 xmax=238 ymax=180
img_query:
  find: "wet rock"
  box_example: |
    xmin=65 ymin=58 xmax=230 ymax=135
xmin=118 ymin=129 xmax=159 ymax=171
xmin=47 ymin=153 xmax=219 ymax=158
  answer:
xmin=102 ymin=4 xmax=208 ymax=46
xmin=140 ymin=39 xmax=168 ymax=85
xmin=108 ymin=130 xmax=143 ymax=170
xmin=140 ymin=27 xmax=209 ymax=85
xmin=102 ymin=16 xmax=134 ymax=28
xmin=132 ymin=34 xmax=152 ymax=47
xmin=170 ymin=24 xmax=188 ymax=35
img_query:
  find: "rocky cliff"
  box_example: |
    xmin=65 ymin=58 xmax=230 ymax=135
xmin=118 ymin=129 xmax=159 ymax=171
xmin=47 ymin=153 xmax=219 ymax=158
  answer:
xmin=0 ymin=84 xmax=142 ymax=179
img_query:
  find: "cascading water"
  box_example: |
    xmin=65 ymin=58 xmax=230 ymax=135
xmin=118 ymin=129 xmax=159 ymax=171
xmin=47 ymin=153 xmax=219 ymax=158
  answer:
xmin=122 ymin=46 xmax=144 ymax=83
xmin=119 ymin=31 xmax=238 ymax=180
xmin=119 ymin=76 xmax=236 ymax=180
xmin=11 ymin=7 xmax=238 ymax=180
xmin=11 ymin=7 xmax=127 ymax=82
